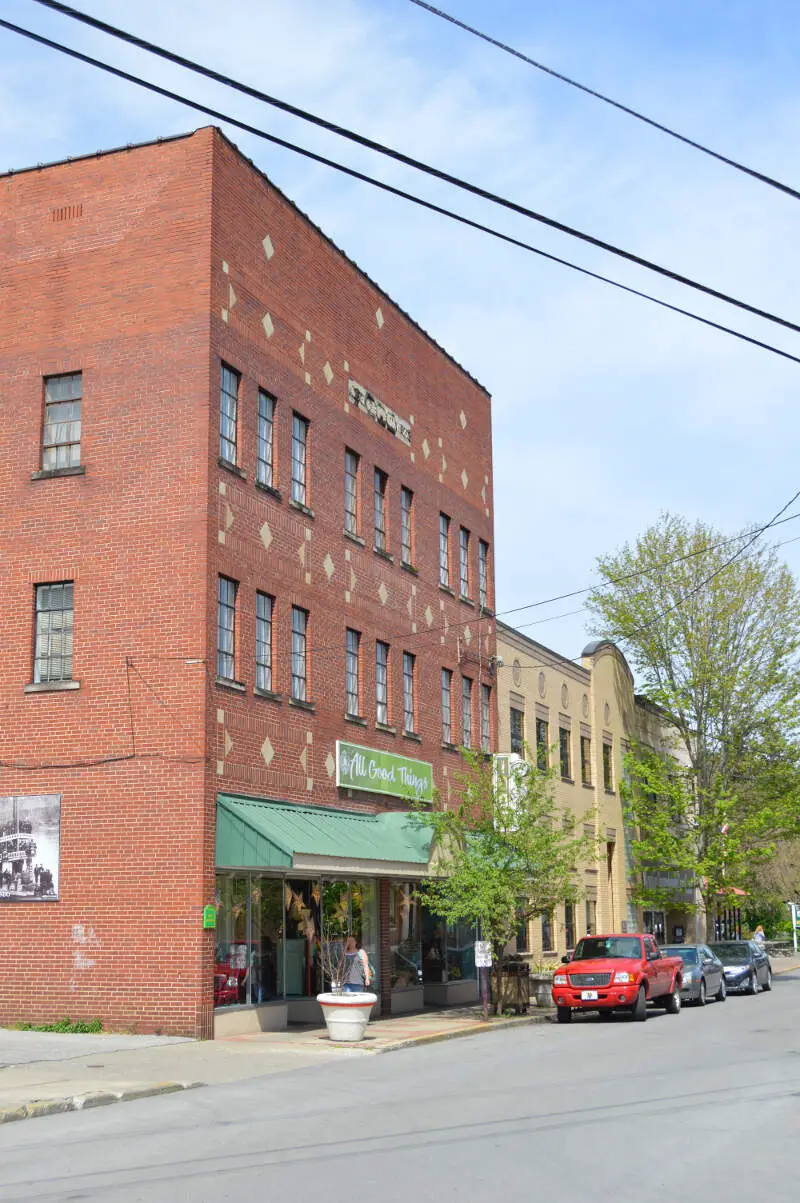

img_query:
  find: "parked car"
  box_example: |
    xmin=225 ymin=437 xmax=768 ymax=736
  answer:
xmin=551 ymin=933 xmax=683 ymax=1023
xmin=661 ymin=944 xmax=726 ymax=1005
xmin=708 ymin=940 xmax=772 ymax=994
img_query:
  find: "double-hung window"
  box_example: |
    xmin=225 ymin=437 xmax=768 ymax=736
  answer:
xmin=291 ymin=606 xmax=308 ymax=701
xmin=374 ymin=469 xmax=388 ymax=552
xmin=400 ymin=487 xmax=414 ymax=566
xmin=34 ymin=582 xmax=74 ymax=683
xmin=480 ymin=683 xmax=491 ymax=753
xmin=541 ymin=910 xmax=554 ymax=953
xmin=478 ymin=540 xmax=489 ymax=609
xmin=510 ymin=706 xmax=524 ymax=755
xmin=345 ymin=628 xmax=361 ymax=717
xmin=376 ymin=641 xmax=390 ymax=725
xmin=344 ymin=450 xmax=360 ymax=535
xmin=462 ymin=676 xmax=473 ymax=748
xmin=219 ymin=363 xmax=239 ymax=465
xmin=580 ymin=735 xmax=592 ymax=785
xmin=459 ymin=528 xmax=470 ymax=598
xmin=441 ymin=669 xmax=453 ymax=744
xmin=257 ymin=390 xmax=275 ymax=488
xmin=439 ymin=514 xmax=451 ymax=588
xmin=291 ymin=413 xmax=309 ymax=505
xmin=559 ymin=727 xmax=572 ymax=780
xmin=603 ymin=741 xmax=614 ymax=790
xmin=403 ymin=652 xmax=416 ymax=733
xmin=42 ymin=373 xmax=82 ymax=471
xmin=536 ymin=718 xmax=549 ymax=771
xmin=255 ymin=592 xmax=274 ymax=693
xmin=217 ymin=576 xmax=237 ymax=680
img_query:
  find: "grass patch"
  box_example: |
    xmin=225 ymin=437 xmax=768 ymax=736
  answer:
xmin=15 ymin=1017 xmax=103 ymax=1034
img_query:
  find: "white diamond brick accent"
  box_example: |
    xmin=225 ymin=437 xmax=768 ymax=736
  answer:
xmin=260 ymin=521 xmax=273 ymax=551
xmin=262 ymin=312 xmax=274 ymax=338
xmin=224 ymin=729 xmax=233 ymax=757
xmin=459 ymin=410 xmax=467 ymax=429
xmin=375 ymin=307 xmax=384 ymax=329
xmin=324 ymin=553 xmax=335 ymax=581
xmin=378 ymin=582 xmax=388 ymax=606
xmin=461 ymin=468 xmax=468 ymax=489
xmin=222 ymin=261 xmax=229 ymax=274
xmin=463 ymin=625 xmax=472 ymax=646
xmin=323 ymin=361 xmax=334 ymax=385
xmin=422 ymin=439 xmax=430 ymax=460
xmin=261 ymin=736 xmax=274 ymax=767
xmin=299 ymin=343 xmax=305 ymax=364
xmin=217 ymin=709 xmax=224 ymax=724
xmin=262 ymin=234 xmax=275 ymax=260
xmin=326 ymin=752 xmax=335 ymax=779
xmin=425 ymin=605 xmax=433 ymax=627
xmin=228 ymin=283 xmax=237 ymax=309
xmin=300 ymin=747 xmax=308 ymax=772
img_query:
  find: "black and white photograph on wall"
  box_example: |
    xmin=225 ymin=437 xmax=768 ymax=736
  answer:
xmin=0 ymin=794 xmax=61 ymax=901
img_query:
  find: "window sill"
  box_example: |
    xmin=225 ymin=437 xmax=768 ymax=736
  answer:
xmin=218 ymin=457 xmax=246 ymax=480
xmin=289 ymin=499 xmax=315 ymax=520
xmin=24 ymin=679 xmax=80 ymax=694
xmin=374 ymin=546 xmax=393 ymax=564
xmin=479 ymin=605 xmax=494 ymax=619
xmin=402 ymin=729 xmax=422 ymax=742
xmin=561 ymin=776 xmax=574 ymax=785
xmin=376 ymin=721 xmax=396 ymax=736
xmin=458 ymin=594 xmax=475 ymax=608
xmin=343 ymin=529 xmax=365 ymax=547
xmin=289 ymin=697 xmax=315 ymax=712
xmin=215 ymin=676 xmax=246 ymax=693
xmin=400 ymin=560 xmax=418 ymax=575
xmin=254 ymin=687 xmax=282 ymax=703
xmin=31 ymin=465 xmax=85 ymax=481
xmin=604 ymin=788 xmax=616 ymax=796
xmin=582 ymin=781 xmax=594 ymax=790
xmin=345 ymin=713 xmax=367 ymax=727
xmin=439 ymin=584 xmax=455 ymax=598
xmin=255 ymin=480 xmax=282 ymax=502
xmin=441 ymin=741 xmax=459 ymax=754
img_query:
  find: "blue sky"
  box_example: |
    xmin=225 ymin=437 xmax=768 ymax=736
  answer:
xmin=3 ymin=0 xmax=800 ymax=659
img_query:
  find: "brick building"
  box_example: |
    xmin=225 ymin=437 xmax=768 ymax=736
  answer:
xmin=0 ymin=127 xmax=496 ymax=1037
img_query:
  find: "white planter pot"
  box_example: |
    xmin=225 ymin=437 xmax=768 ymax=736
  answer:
xmin=317 ymin=992 xmax=378 ymax=1042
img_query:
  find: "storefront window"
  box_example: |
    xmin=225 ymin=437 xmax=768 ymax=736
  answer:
xmin=389 ymin=881 xmax=421 ymax=989
xmin=250 ymin=877 xmax=284 ymax=1003
xmin=214 ymin=875 xmax=250 ymax=1008
xmin=422 ymin=909 xmax=476 ymax=983
xmin=351 ymin=879 xmax=380 ymax=993
xmin=285 ymin=879 xmax=321 ymax=997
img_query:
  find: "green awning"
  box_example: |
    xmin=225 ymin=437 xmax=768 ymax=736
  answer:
xmin=216 ymin=794 xmax=433 ymax=876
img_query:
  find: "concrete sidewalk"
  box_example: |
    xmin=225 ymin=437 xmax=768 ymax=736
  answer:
xmin=0 ymin=1004 xmax=551 ymax=1124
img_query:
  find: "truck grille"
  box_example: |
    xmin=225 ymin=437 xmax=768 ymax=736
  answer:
xmin=569 ymin=972 xmax=612 ymax=987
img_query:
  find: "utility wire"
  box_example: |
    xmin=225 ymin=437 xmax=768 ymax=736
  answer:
xmin=19 ymin=1 xmax=800 ymax=339
xmin=2 ymin=25 xmax=800 ymax=369
xmin=408 ymin=0 xmax=800 ymax=204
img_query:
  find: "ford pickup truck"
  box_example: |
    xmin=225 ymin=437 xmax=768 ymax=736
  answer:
xmin=551 ymin=933 xmax=684 ymax=1023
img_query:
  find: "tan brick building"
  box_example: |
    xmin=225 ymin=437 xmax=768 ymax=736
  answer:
xmin=0 ymin=127 xmax=496 ymax=1036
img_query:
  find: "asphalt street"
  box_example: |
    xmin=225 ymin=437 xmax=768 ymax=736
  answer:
xmin=1 ymin=970 xmax=798 ymax=1203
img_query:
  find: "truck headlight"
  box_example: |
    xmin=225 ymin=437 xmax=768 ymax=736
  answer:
xmin=553 ymin=974 xmax=567 ymax=986
xmin=613 ymin=971 xmax=632 ymax=984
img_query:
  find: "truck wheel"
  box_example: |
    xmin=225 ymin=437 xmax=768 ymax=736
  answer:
xmin=631 ymin=987 xmax=647 ymax=1022
xmin=556 ymin=1006 xmax=572 ymax=1024
xmin=664 ymin=983 xmax=681 ymax=1014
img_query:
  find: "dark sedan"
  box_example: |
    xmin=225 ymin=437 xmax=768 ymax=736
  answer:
xmin=708 ymin=940 xmax=772 ymax=994
xmin=661 ymin=944 xmax=726 ymax=1005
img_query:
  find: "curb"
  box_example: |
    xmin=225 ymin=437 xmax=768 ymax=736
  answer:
xmin=0 ymin=1081 xmax=204 ymax=1125
xmin=330 ymin=1008 xmax=555 ymax=1055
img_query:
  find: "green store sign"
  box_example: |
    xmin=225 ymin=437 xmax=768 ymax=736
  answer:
xmin=336 ymin=740 xmax=434 ymax=803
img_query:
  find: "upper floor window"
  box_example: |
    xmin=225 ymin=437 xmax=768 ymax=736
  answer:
xmin=478 ymin=540 xmax=490 ymax=609
xmin=34 ymin=582 xmax=74 ymax=683
xmin=403 ymin=652 xmax=416 ymax=734
xmin=462 ymin=676 xmax=473 ymax=748
xmin=536 ymin=717 xmax=549 ymax=771
xmin=439 ymin=514 xmax=451 ymax=588
xmin=291 ymin=606 xmax=308 ymax=701
xmin=374 ymin=469 xmax=388 ymax=552
xmin=603 ymin=741 xmax=614 ymax=791
xmin=441 ymin=668 xmax=453 ymax=744
xmin=42 ymin=373 xmax=82 ymax=471
xmin=559 ymin=727 xmax=572 ymax=780
xmin=400 ymin=487 xmax=414 ymax=566
xmin=459 ymin=528 xmax=470 ymax=598
xmin=541 ymin=910 xmax=555 ymax=953
xmin=376 ymin=641 xmax=390 ymax=725
xmin=217 ymin=575 xmax=237 ymax=681
xmin=344 ymin=449 xmax=360 ymax=536
xmin=510 ymin=706 xmax=524 ymax=755
xmin=291 ymin=413 xmax=309 ymax=505
xmin=255 ymin=591 xmax=274 ymax=693
xmin=481 ymin=683 xmax=491 ymax=753
xmin=257 ymin=390 xmax=275 ymax=488
xmin=580 ymin=735 xmax=592 ymax=785
xmin=346 ymin=628 xmax=361 ymax=717
xmin=219 ymin=363 xmax=239 ymax=465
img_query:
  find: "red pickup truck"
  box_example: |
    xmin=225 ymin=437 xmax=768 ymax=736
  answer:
xmin=551 ymin=933 xmax=684 ymax=1023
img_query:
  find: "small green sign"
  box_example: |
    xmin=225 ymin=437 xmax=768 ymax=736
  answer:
xmin=336 ymin=740 xmax=434 ymax=803
xmin=203 ymin=905 xmax=217 ymax=930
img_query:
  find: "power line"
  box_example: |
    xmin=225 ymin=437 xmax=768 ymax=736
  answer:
xmin=2 ymin=28 xmax=800 ymax=371
xmin=407 ymin=0 xmax=800 ymax=204
xmin=17 ymin=2 xmax=800 ymax=339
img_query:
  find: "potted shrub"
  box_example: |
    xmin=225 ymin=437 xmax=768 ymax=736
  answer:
xmin=528 ymin=962 xmax=555 ymax=1007
xmin=316 ymin=933 xmax=377 ymax=1042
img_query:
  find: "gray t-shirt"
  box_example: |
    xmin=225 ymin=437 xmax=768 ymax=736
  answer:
xmin=344 ymin=951 xmax=365 ymax=984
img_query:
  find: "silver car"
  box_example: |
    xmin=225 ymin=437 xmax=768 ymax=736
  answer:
xmin=708 ymin=940 xmax=772 ymax=994
xmin=661 ymin=944 xmax=726 ymax=1005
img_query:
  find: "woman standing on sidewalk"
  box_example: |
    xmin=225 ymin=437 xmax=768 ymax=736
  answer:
xmin=342 ymin=936 xmax=371 ymax=993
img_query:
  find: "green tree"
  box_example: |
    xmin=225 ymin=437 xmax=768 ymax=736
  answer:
xmin=589 ymin=514 xmax=800 ymax=931
xmin=415 ymin=750 xmax=594 ymax=1014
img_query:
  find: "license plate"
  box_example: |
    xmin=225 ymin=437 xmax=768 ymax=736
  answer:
xmin=581 ymin=990 xmax=599 ymax=1000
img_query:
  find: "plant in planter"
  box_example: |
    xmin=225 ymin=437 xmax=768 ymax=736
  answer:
xmin=315 ymin=885 xmax=376 ymax=1042
xmin=526 ymin=962 xmax=555 ymax=1007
